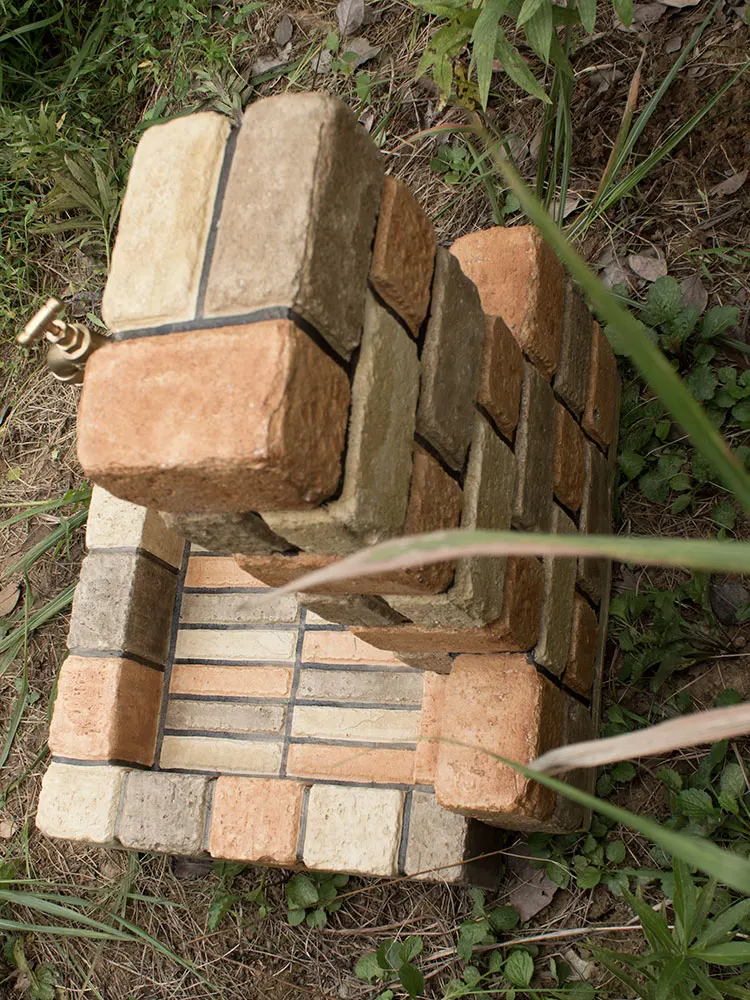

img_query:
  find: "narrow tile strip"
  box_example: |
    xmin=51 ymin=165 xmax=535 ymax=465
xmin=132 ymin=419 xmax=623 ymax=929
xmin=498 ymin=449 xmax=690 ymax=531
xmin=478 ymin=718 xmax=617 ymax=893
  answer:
xmin=153 ymin=541 xmax=190 ymax=769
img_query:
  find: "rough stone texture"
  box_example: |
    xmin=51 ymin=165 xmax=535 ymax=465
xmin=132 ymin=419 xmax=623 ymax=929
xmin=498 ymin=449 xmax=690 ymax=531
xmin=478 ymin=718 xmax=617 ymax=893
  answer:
xmin=185 ymin=555 xmax=258 ymax=588
xmin=67 ymin=551 xmax=177 ymax=665
xmin=169 ymin=664 xmax=292 ymax=699
xmin=555 ymin=280 xmax=593 ymax=417
xmin=354 ymin=557 xmax=544 ymax=654
xmin=179 ymin=591 xmax=299 ymax=625
xmin=204 ymin=92 xmax=384 ymax=359
xmin=303 ymin=785 xmax=404 ymax=876
xmin=263 ymin=294 xmax=419 ymax=552
xmin=396 ymin=651 xmax=454 ymax=675
xmin=578 ymin=441 xmax=611 ymax=603
xmin=450 ymin=226 xmax=564 ymax=379
xmin=87 ymin=486 xmax=184 ymax=567
xmin=477 ymin=314 xmax=523 ymax=439
xmin=287 ymin=745 xmax=416 ymax=785
xmin=416 ymin=248 xmax=485 ymax=470
xmin=513 ymin=362 xmax=557 ymax=532
xmin=209 ymin=777 xmax=304 ymax=865
xmin=165 ymin=700 xmax=286 ymax=735
xmin=534 ymin=506 xmax=578 ymax=676
xmin=49 ymin=656 xmax=162 ymax=765
xmin=553 ymin=405 xmax=585 ymax=513
xmin=36 ymin=763 xmax=126 ymax=844
xmin=370 ymin=175 xmax=436 ymax=335
xmin=102 ymin=112 xmax=229 ymax=332
xmin=296 ymin=668 xmax=423 ymax=705
xmin=117 ymin=772 xmax=210 ymax=854
xmin=77 ymin=321 xmax=350 ymax=513
xmin=388 ymin=415 xmax=515 ymax=627
xmin=160 ymin=511 xmax=290 ymax=556
xmin=291 ymin=706 xmax=419 ymax=745
xmin=299 ymin=593 xmax=408 ymax=627
xmin=159 ymin=735 xmax=282 ymax=774
xmin=565 ymin=593 xmax=598 ymax=698
xmin=583 ymin=323 xmax=619 ymax=451
xmin=404 ymin=791 xmax=474 ymax=882
xmin=435 ymin=655 xmax=563 ymax=828
xmin=415 ymin=672 xmax=446 ymax=785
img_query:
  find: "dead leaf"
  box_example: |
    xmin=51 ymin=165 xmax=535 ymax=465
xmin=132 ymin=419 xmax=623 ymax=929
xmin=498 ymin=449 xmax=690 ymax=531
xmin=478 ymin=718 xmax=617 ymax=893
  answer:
xmin=562 ymin=948 xmax=595 ymax=982
xmin=507 ymin=852 xmax=559 ymax=921
xmin=588 ymin=67 xmax=625 ymax=94
xmin=341 ymin=36 xmax=382 ymax=69
xmin=0 ymin=817 xmax=19 ymax=839
xmin=550 ymin=192 xmax=582 ymax=220
xmin=311 ymin=47 xmax=333 ymax=75
xmin=633 ymin=2 xmax=667 ymax=24
xmin=602 ymin=259 xmax=633 ymax=289
xmin=628 ymin=252 xmax=668 ymax=281
xmin=710 ymin=169 xmax=748 ymax=197
xmin=337 ymin=0 xmax=365 ymax=36
xmin=251 ymin=52 xmax=290 ymax=76
xmin=680 ymin=272 xmax=708 ymax=313
xmin=665 ymin=33 xmax=682 ymax=52
xmin=0 ymin=581 xmax=20 ymax=618
xmin=274 ymin=14 xmax=293 ymax=46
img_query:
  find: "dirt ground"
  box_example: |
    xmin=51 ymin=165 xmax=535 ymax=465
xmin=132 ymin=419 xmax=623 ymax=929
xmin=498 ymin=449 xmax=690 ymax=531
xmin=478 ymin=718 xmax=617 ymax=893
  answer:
xmin=1 ymin=1 xmax=749 ymax=997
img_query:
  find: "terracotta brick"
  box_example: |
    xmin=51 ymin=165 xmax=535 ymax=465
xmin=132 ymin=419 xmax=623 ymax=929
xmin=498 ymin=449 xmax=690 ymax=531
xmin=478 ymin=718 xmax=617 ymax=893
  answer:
xmin=370 ymin=175 xmax=436 ymax=335
xmin=554 ymin=281 xmax=593 ymax=417
xmin=102 ymin=112 xmax=229 ymax=332
xmin=296 ymin=668 xmax=423 ymax=705
xmin=287 ymin=745 xmax=416 ymax=784
xmin=209 ymin=777 xmax=304 ymax=865
xmin=159 ymin=735 xmax=282 ymax=774
xmin=298 ymin=593 xmax=408 ymax=627
xmin=415 ymin=672 xmax=447 ymax=785
xmin=174 ymin=627 xmax=297 ymax=663
xmin=302 ymin=785 xmax=404 ymax=876
xmin=354 ymin=556 xmax=544 ymax=653
xmin=179 ymin=591 xmax=298 ymax=626
xmin=49 ymin=656 xmax=162 ymax=765
xmin=204 ymin=92 xmax=383 ymax=359
xmin=583 ymin=323 xmax=619 ymax=451
xmin=77 ymin=321 xmax=350 ymax=513
xmin=450 ymin=226 xmax=564 ymax=378
xmin=117 ymin=772 xmax=210 ymax=854
xmin=67 ymin=551 xmax=177 ymax=666
xmin=513 ymin=362 xmax=556 ymax=532
xmin=396 ymin=651 xmax=454 ymax=674
xmin=565 ymin=594 xmax=598 ymax=698
xmin=388 ymin=415 xmax=515 ymax=627
xmin=169 ymin=664 xmax=292 ymax=699
xmin=301 ymin=629 xmax=404 ymax=666
xmin=534 ymin=507 xmax=577 ymax=676
xmin=477 ymin=314 xmax=523 ymax=438
xmin=263 ymin=294 xmax=419 ymax=552
xmin=36 ymin=762 xmax=126 ymax=845
xmin=87 ymin=486 xmax=184 ymax=568
xmin=291 ymin=706 xmax=419 ymax=744
xmin=160 ymin=511 xmax=290 ymax=557
xmin=185 ymin=556 xmax=259 ymax=589
xmin=578 ymin=441 xmax=612 ymax=603
xmin=554 ymin=405 xmax=585 ymax=513
xmin=416 ymin=248 xmax=485 ymax=470
xmin=435 ymin=655 xmax=564 ymax=828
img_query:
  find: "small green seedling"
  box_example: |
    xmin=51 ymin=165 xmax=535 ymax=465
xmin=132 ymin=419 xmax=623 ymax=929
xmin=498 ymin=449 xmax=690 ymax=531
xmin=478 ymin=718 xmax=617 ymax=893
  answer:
xmin=285 ymin=871 xmax=349 ymax=929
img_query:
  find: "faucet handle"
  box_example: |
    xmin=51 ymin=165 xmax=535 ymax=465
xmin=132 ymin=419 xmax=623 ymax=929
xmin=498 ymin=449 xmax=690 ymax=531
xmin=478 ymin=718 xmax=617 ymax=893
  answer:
xmin=18 ymin=298 xmax=67 ymax=347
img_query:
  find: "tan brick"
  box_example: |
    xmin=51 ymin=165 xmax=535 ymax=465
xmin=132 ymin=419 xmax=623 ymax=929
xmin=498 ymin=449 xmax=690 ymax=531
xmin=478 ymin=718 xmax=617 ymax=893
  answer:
xmin=204 ymin=93 xmax=383 ymax=359
xmin=77 ymin=321 xmax=350 ymax=513
xmin=165 ymin=700 xmax=286 ymax=735
xmin=554 ymin=405 xmax=585 ymax=513
xmin=478 ymin=314 xmax=523 ymax=438
xmin=118 ymin=772 xmax=210 ymax=854
xmin=179 ymin=592 xmax=298 ymax=626
xmin=174 ymin=627 xmax=297 ymax=663
xmin=287 ymin=745 xmax=416 ymax=784
xmin=565 ymin=594 xmax=598 ymax=698
xmin=415 ymin=672 xmax=447 ymax=785
xmin=416 ymin=248 xmax=485 ymax=470
xmin=554 ymin=281 xmax=593 ymax=417
xmin=102 ymin=112 xmax=229 ymax=332
xmin=578 ymin=441 xmax=612 ymax=603
xmin=209 ymin=777 xmax=304 ymax=865
xmin=513 ymin=362 xmax=557 ymax=532
xmin=388 ymin=415 xmax=515 ymax=627
xmin=68 ymin=551 xmax=177 ymax=666
xmin=396 ymin=651 xmax=454 ymax=674
xmin=450 ymin=226 xmax=564 ymax=378
xmin=435 ymin=655 xmax=564 ymax=828
xmin=87 ymin=486 xmax=184 ymax=567
xmin=370 ymin=175 xmax=436 ymax=335
xmin=534 ymin=507 xmax=577 ymax=676
xmin=298 ymin=593 xmax=408 ymax=627
xmin=354 ymin=556 xmax=544 ymax=654
xmin=185 ymin=556 xmax=260 ymax=589
xmin=583 ymin=323 xmax=619 ymax=451
xmin=263 ymin=293 xmax=419 ymax=552
xmin=49 ymin=656 xmax=162 ymax=765
xmin=160 ymin=511 xmax=290 ymax=557
xmin=296 ymin=668 xmax=423 ymax=705
xmin=291 ymin=706 xmax=419 ymax=744
xmin=302 ymin=785 xmax=404 ymax=876
xmin=301 ymin=630 xmax=404 ymax=666
xmin=159 ymin=735 xmax=282 ymax=774
xmin=36 ymin=762 xmax=126 ymax=844
xmin=169 ymin=664 xmax=292 ymax=699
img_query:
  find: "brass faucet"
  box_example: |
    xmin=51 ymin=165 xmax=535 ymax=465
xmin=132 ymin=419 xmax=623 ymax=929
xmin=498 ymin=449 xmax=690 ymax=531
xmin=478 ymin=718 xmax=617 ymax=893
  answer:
xmin=17 ymin=298 xmax=108 ymax=384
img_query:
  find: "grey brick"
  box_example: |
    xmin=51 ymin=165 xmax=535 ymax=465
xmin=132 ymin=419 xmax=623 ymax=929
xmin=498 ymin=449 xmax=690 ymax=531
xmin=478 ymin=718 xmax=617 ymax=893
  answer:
xmin=117 ymin=772 xmax=210 ymax=854
xmin=512 ymin=362 xmax=556 ymax=532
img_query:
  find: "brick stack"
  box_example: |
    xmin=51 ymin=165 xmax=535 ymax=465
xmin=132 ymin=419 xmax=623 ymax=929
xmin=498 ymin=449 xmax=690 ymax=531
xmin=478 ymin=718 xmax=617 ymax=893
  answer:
xmin=37 ymin=93 xmax=620 ymax=877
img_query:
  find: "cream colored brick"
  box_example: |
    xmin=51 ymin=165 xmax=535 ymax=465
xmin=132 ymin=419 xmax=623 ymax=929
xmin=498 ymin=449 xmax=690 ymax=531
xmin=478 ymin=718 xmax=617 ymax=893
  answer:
xmin=303 ymin=785 xmax=404 ymax=876
xmin=404 ymin=791 xmax=471 ymax=882
xmin=291 ymin=706 xmax=420 ymax=744
xmin=103 ymin=112 xmax=230 ymax=331
xmin=159 ymin=735 xmax=283 ymax=774
xmin=174 ymin=628 xmax=297 ymax=662
xmin=36 ymin=762 xmax=126 ymax=844
xmin=86 ymin=486 xmax=185 ymax=567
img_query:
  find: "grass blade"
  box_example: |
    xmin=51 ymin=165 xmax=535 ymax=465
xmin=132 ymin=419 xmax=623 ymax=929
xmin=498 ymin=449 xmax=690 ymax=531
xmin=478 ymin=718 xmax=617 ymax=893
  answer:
xmin=1 ymin=507 xmax=87 ymax=581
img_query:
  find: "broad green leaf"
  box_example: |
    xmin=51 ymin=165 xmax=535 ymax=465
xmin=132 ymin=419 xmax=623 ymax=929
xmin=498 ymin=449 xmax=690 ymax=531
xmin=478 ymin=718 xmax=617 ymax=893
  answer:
xmin=712 ymin=500 xmax=737 ymax=530
xmin=671 ymin=473 xmax=693 ymax=492
xmin=524 ymin=2 xmax=553 ymax=62
xmin=606 ymin=840 xmax=627 ymax=864
xmin=697 ymin=942 xmax=750 ymax=965
xmin=685 ymin=365 xmax=719 ymax=402
xmin=658 ymin=767 xmax=683 ymax=793
xmin=720 ymin=763 xmax=746 ymax=797
xmin=696 ymin=898 xmax=750 ymax=948
xmin=505 ymin=949 xmax=534 ymax=988
xmin=207 ymin=889 xmax=237 ymax=931
xmin=643 ymin=276 xmax=683 ymax=325
xmin=702 ymin=305 xmax=741 ymax=340
xmin=285 ymin=874 xmax=319 ymax=909
xmin=677 ymin=788 xmax=716 ymax=821
xmin=658 ymin=454 xmax=684 ymax=478
xmin=619 ymin=450 xmax=647 ymax=480
xmin=673 ymin=859 xmax=698 ymax=948
xmin=399 ymin=962 xmax=425 ymax=998
xmin=286 ymin=907 xmax=306 ymax=926
xmin=611 ymin=0 xmax=634 ymax=25
xmin=305 ymin=907 xmax=327 ymax=928
xmin=400 ymin=936 xmax=424 ymax=963
xmin=489 ymin=905 xmax=520 ymax=932
xmin=517 ymin=0 xmax=546 ymax=25
xmin=495 ymin=28 xmax=551 ymax=103
xmin=576 ymin=866 xmax=601 ymax=889
xmin=623 ymin=889 xmax=675 ymax=953
xmin=577 ymin=0 xmax=596 ymax=32
xmin=471 ymin=0 xmax=509 ymax=109
xmin=355 ymin=952 xmax=386 ymax=982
